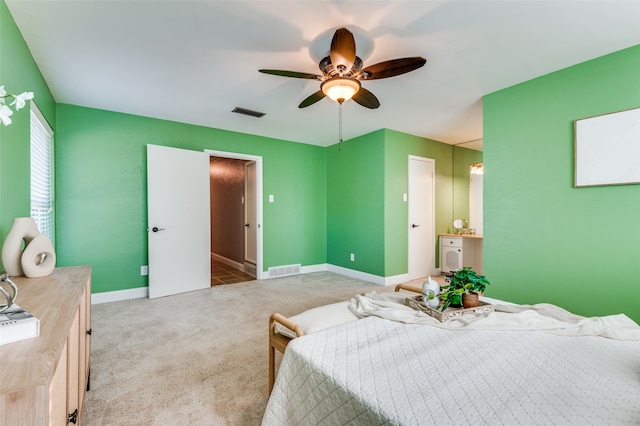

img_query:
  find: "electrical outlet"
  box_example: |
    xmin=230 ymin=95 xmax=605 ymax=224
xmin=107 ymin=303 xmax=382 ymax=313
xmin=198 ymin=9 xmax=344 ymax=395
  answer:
xmin=350 ymin=253 xmax=355 ymax=262
xmin=141 ymin=265 xmax=149 ymax=276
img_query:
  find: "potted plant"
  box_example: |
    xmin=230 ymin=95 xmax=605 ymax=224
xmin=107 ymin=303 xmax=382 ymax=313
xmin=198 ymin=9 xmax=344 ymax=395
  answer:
xmin=439 ymin=266 xmax=490 ymax=311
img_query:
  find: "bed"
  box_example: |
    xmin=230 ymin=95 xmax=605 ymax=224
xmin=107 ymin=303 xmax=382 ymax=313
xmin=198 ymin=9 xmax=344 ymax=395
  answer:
xmin=263 ymin=291 xmax=640 ymax=425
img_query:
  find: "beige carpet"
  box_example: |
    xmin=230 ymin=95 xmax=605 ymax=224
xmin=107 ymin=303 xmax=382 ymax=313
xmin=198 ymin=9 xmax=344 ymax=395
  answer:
xmin=82 ymin=272 xmax=404 ymax=425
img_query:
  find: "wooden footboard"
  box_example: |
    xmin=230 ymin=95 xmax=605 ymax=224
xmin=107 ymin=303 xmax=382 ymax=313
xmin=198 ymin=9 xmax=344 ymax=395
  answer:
xmin=269 ymin=313 xmax=304 ymax=394
xmin=269 ymin=285 xmax=420 ymax=394
xmin=394 ymin=283 xmax=422 ymax=294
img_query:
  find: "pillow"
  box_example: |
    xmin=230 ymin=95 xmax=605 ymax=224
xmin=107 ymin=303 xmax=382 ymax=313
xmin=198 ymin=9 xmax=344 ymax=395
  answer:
xmin=274 ymin=300 xmax=358 ymax=339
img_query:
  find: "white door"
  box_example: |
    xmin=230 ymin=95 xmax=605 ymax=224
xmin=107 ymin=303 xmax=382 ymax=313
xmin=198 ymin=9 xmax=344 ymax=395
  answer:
xmin=408 ymin=156 xmax=436 ymax=279
xmin=147 ymin=144 xmax=211 ymax=298
xmin=245 ymin=162 xmax=257 ymax=266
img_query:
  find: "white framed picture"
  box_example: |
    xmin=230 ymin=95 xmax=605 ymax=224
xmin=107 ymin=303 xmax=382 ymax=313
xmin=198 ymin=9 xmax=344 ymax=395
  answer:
xmin=574 ymin=107 xmax=640 ymax=187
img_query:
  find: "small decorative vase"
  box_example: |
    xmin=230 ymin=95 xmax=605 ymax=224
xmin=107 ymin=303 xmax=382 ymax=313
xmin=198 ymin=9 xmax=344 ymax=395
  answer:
xmin=462 ymin=292 xmax=479 ymax=308
xmin=1 ymin=217 xmax=41 ymax=276
xmin=422 ymin=277 xmax=441 ymax=309
xmin=423 ymin=291 xmax=440 ymax=309
xmin=422 ymin=276 xmax=440 ymax=296
xmin=21 ymin=234 xmax=56 ymax=278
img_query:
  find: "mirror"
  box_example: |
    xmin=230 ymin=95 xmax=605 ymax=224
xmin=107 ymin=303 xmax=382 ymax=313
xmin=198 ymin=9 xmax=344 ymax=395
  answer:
xmin=452 ymin=141 xmax=483 ymax=235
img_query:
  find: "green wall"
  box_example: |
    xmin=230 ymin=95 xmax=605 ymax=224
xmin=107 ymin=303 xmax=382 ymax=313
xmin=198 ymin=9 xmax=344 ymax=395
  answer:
xmin=327 ymin=128 xmax=475 ymax=277
xmin=0 ymin=1 xmax=55 ymax=269
xmin=383 ymin=129 xmax=462 ymax=275
xmin=484 ymin=44 xmax=640 ymax=323
xmin=55 ymin=104 xmax=327 ymax=293
xmin=1 ymin=0 xmax=478 ymax=295
xmin=326 ymin=130 xmax=386 ymax=275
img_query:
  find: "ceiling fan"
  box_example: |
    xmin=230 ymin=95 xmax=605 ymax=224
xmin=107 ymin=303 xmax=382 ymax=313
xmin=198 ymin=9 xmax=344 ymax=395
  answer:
xmin=259 ymin=27 xmax=426 ymax=109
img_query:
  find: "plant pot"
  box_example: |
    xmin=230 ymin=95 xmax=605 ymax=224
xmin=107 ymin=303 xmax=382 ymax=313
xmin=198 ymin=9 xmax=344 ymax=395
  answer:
xmin=462 ymin=292 xmax=479 ymax=308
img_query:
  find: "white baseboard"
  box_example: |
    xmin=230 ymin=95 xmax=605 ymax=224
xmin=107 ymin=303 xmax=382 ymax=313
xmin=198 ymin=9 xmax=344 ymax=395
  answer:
xmin=326 ymin=264 xmax=388 ymax=286
xmin=383 ymin=273 xmax=411 ymax=286
xmin=90 ymin=264 xmax=409 ymax=304
xmin=263 ymin=263 xmax=407 ymax=286
xmin=300 ymin=263 xmax=329 ymax=274
xmin=301 ymin=264 xmax=410 ymax=286
xmin=211 ymin=252 xmax=244 ymax=271
xmin=92 ymin=286 xmax=148 ymax=305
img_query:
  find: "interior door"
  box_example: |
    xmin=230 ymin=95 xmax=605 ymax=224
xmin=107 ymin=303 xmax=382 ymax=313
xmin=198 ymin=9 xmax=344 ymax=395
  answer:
xmin=147 ymin=144 xmax=211 ymax=298
xmin=408 ymin=156 xmax=436 ymax=279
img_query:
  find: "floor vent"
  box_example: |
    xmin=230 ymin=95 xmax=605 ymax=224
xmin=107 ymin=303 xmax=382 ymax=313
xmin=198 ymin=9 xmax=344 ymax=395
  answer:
xmin=232 ymin=107 xmax=266 ymax=118
xmin=268 ymin=264 xmax=301 ymax=279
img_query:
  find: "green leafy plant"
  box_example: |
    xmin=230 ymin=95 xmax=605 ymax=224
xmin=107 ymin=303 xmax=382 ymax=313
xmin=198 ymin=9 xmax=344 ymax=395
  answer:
xmin=439 ymin=267 xmax=490 ymax=311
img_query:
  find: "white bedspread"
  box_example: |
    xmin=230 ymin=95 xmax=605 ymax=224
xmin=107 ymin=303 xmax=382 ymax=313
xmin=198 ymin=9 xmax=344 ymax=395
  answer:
xmin=349 ymin=292 xmax=640 ymax=341
xmin=263 ymin=316 xmax=640 ymax=425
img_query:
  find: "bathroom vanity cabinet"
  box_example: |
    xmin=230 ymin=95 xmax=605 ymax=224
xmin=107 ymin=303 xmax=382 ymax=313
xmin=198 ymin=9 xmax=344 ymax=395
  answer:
xmin=440 ymin=234 xmax=483 ymax=274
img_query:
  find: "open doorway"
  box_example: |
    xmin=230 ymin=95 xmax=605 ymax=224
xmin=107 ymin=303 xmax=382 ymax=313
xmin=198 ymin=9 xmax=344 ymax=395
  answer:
xmin=207 ymin=150 xmax=263 ymax=285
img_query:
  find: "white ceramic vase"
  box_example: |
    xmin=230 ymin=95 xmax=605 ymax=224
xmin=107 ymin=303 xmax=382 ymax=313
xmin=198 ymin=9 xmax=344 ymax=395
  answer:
xmin=1 ymin=217 xmax=56 ymax=277
xmin=422 ymin=276 xmax=441 ymax=309
xmin=21 ymin=234 xmax=56 ymax=278
xmin=1 ymin=217 xmax=41 ymax=276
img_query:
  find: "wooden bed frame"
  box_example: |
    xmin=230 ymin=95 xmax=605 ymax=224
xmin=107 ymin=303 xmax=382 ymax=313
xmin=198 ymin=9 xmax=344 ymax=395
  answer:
xmin=268 ymin=283 xmax=422 ymax=393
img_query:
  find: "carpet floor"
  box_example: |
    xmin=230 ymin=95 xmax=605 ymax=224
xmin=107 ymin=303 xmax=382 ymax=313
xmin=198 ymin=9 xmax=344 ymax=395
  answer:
xmin=82 ymin=272 xmax=403 ymax=425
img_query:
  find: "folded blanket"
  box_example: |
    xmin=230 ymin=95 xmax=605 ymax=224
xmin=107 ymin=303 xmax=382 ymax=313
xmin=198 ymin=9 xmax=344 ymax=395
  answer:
xmin=348 ymin=292 xmax=640 ymax=341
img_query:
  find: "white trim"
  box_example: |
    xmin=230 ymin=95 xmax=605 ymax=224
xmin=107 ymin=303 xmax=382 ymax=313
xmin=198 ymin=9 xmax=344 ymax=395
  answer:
xmin=211 ymin=252 xmax=244 ymax=271
xmin=205 ymin=149 xmax=265 ymax=279
xmin=326 ymin=264 xmax=386 ymax=286
xmin=268 ymin=263 xmax=396 ymax=285
xmin=299 ymin=263 xmax=329 ymax=274
xmin=92 ymin=287 xmax=148 ymax=304
xmin=383 ymin=273 xmax=411 ymax=287
xmin=30 ymin=101 xmax=53 ymax=134
xmin=91 ymin=264 xmax=407 ymax=304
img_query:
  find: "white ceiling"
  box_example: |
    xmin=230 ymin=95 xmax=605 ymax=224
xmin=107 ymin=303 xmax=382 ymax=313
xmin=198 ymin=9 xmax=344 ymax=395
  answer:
xmin=6 ymin=1 xmax=640 ymax=150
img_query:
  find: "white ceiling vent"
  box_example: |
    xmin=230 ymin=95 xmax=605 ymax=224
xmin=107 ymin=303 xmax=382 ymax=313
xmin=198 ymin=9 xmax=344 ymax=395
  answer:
xmin=232 ymin=107 xmax=266 ymax=118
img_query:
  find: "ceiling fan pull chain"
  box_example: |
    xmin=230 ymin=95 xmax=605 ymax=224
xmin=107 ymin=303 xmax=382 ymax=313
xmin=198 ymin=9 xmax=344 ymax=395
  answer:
xmin=338 ymin=103 xmax=343 ymax=151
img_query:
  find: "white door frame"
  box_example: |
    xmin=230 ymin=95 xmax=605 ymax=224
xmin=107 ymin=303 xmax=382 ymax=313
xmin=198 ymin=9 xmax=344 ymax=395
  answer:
xmin=244 ymin=161 xmax=257 ymax=267
xmin=408 ymin=155 xmax=437 ymax=278
xmin=205 ymin=149 xmax=264 ymax=279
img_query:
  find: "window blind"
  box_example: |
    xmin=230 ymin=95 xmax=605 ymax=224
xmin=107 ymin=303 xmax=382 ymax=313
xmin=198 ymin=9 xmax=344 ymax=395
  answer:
xmin=30 ymin=103 xmax=54 ymax=241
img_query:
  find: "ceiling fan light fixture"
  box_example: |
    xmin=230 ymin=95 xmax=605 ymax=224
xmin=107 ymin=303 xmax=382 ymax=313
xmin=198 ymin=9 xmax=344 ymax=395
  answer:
xmin=321 ymin=77 xmax=361 ymax=104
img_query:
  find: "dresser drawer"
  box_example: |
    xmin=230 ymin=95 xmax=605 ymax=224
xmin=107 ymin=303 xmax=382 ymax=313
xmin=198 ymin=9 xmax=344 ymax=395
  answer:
xmin=440 ymin=237 xmax=462 ymax=248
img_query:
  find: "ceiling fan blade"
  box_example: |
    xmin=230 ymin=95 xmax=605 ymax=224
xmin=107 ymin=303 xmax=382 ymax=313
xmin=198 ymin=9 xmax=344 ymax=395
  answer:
xmin=352 ymin=87 xmax=380 ymax=109
xmin=356 ymin=57 xmax=427 ymax=80
xmin=330 ymin=28 xmax=356 ymax=74
xmin=298 ymin=90 xmax=326 ymax=108
xmin=259 ymin=69 xmax=322 ymax=80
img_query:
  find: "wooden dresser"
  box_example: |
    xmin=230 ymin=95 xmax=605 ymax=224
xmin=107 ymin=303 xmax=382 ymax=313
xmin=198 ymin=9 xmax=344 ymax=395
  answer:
xmin=0 ymin=266 xmax=92 ymax=425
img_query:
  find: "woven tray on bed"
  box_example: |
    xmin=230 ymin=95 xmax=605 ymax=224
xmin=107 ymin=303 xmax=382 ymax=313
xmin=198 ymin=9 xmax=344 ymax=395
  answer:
xmin=404 ymin=295 xmax=494 ymax=322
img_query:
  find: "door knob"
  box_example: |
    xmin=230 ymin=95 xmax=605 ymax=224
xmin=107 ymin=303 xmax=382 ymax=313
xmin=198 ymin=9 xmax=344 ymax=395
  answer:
xmin=245 ymin=223 xmax=250 ymax=227
xmin=411 ymin=224 xmax=420 ymax=228
xmin=149 ymin=227 xmax=165 ymax=232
